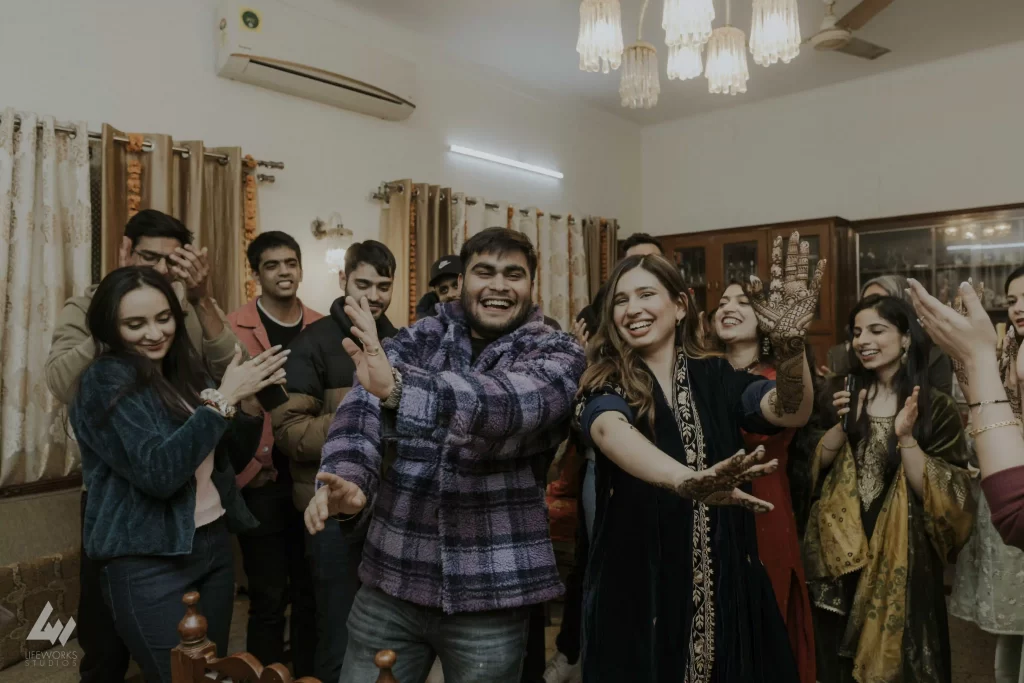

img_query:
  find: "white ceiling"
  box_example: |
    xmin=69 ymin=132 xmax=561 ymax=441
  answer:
xmin=340 ymin=0 xmax=1024 ymax=125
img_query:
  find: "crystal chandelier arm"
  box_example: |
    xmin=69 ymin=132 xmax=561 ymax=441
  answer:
xmin=637 ymin=0 xmax=650 ymax=41
xmin=725 ymin=0 xmax=731 ymax=26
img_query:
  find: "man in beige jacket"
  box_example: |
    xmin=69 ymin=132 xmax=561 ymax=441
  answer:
xmin=46 ymin=209 xmax=239 ymax=683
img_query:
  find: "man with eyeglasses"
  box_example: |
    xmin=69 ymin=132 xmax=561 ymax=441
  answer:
xmin=45 ymin=208 xmax=240 ymax=683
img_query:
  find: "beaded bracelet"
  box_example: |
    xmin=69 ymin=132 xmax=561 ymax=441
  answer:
xmin=967 ymin=419 xmax=1022 ymax=437
xmin=967 ymin=399 xmax=1010 ymax=409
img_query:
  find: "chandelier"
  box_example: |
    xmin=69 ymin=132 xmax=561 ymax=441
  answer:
xmin=749 ymin=0 xmax=801 ymax=66
xmin=577 ymin=0 xmax=625 ymax=73
xmin=619 ymin=0 xmax=660 ymax=109
xmin=578 ymin=0 xmax=798 ymax=108
xmin=667 ymin=43 xmax=703 ymax=81
xmin=663 ymin=0 xmax=715 ymax=48
xmin=706 ymin=25 xmax=749 ymax=95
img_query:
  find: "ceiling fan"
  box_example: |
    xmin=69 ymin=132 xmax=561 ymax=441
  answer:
xmin=806 ymin=0 xmax=894 ymax=60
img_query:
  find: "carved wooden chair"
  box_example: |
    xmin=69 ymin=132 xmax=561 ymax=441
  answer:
xmin=170 ymin=591 xmax=400 ymax=683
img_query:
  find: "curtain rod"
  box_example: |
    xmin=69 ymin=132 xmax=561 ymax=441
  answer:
xmin=4 ymin=115 xmax=284 ymax=168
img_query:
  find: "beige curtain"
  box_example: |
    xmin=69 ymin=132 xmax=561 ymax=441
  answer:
xmin=538 ymin=212 xmax=553 ymax=313
xmin=379 ymin=179 xmax=413 ymax=328
xmin=412 ymin=183 xmax=452 ymax=303
xmin=201 ymin=147 xmax=244 ymax=311
xmin=569 ymin=215 xmax=589 ymax=322
xmin=602 ymin=218 xmax=620 ymax=281
xmin=451 ymin=193 xmax=468 ymax=254
xmin=465 ymin=197 xmax=487 ymax=239
xmin=0 ymin=109 xmax=91 ymax=487
xmin=546 ymin=213 xmax=572 ymax=330
xmin=101 ymin=134 xmax=248 ymax=311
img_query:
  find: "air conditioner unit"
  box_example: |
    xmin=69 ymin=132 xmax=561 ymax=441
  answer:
xmin=215 ymin=0 xmax=416 ymax=121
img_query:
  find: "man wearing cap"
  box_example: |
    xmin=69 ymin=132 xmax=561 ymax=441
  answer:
xmin=415 ymin=255 xmax=463 ymax=320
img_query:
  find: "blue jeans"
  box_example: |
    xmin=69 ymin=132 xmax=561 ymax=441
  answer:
xmin=340 ymin=586 xmax=530 ymax=683
xmin=306 ymin=518 xmax=365 ymax=683
xmin=100 ymin=518 xmax=235 ymax=683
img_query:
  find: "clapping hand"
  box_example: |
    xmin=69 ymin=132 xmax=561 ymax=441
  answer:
xmin=217 ymin=344 xmax=290 ymax=406
xmin=676 ymin=446 xmax=777 ymax=513
xmin=894 ymin=386 xmax=921 ymax=440
xmin=169 ymin=244 xmax=211 ymax=304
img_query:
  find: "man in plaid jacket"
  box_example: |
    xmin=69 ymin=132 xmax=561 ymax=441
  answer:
xmin=307 ymin=228 xmax=586 ymax=683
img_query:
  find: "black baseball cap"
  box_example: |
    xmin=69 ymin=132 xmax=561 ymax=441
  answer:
xmin=429 ymin=255 xmax=462 ymax=287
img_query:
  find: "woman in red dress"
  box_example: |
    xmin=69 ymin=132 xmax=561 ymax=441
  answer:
xmin=711 ymin=282 xmax=816 ymax=683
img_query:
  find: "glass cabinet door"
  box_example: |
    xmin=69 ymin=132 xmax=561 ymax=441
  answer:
xmin=721 ymin=240 xmax=760 ymax=290
xmin=858 ymin=227 xmax=934 ymax=292
xmin=674 ymin=245 xmax=708 ymax=312
xmin=937 ymin=218 xmax=1024 ymax=313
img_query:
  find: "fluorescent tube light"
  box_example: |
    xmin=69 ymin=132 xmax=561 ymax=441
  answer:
xmin=946 ymin=242 xmax=1024 ymax=252
xmin=449 ymin=145 xmax=563 ymax=179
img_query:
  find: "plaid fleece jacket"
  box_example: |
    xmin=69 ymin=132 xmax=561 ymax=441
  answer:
xmin=319 ymin=304 xmax=586 ymax=614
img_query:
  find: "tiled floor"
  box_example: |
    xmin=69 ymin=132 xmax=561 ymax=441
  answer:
xmin=0 ymin=596 xmax=1001 ymax=682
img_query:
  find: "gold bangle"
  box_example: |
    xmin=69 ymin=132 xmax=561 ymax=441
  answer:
xmin=968 ymin=419 xmax=1022 ymax=437
xmin=897 ymin=439 xmax=918 ymax=450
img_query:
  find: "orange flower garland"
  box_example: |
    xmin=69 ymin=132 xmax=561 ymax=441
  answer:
xmin=243 ymin=155 xmax=259 ymax=301
xmin=126 ymin=133 xmax=144 ymax=219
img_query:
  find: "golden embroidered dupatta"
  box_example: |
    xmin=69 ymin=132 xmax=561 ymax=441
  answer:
xmin=803 ymin=390 xmax=975 ymax=683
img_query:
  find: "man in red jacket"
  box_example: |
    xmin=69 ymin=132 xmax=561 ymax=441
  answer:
xmin=227 ymin=231 xmax=322 ymax=677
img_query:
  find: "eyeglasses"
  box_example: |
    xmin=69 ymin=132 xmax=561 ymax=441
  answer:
xmin=133 ymin=249 xmax=173 ymax=266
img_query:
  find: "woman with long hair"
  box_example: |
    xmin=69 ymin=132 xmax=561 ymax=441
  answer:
xmin=808 ymin=295 xmax=975 ymax=683
xmin=710 ymin=282 xmax=816 ymax=683
xmin=950 ymin=266 xmax=1024 ymax=683
xmin=576 ymin=233 xmax=822 ymax=683
xmin=70 ymin=267 xmax=289 ymax=683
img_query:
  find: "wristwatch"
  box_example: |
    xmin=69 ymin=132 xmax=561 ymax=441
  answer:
xmin=381 ymin=369 xmax=403 ymax=410
xmin=200 ymin=388 xmax=237 ymax=419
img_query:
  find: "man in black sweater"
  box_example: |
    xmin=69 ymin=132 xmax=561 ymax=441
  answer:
xmin=271 ymin=240 xmax=399 ymax=683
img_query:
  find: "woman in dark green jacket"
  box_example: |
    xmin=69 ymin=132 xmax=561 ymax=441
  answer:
xmin=70 ymin=267 xmax=289 ymax=683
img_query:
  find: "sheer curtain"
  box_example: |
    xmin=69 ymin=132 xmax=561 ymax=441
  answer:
xmin=0 ymin=109 xmax=91 ymax=487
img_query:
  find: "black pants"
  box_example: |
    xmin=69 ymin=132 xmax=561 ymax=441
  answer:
xmin=237 ymin=477 xmax=317 ymax=677
xmin=78 ymin=490 xmax=131 ymax=683
xmin=101 ymin=518 xmax=235 ymax=683
xmin=306 ymin=518 xmax=365 ymax=683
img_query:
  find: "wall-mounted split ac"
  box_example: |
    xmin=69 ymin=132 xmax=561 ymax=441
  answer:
xmin=215 ymin=0 xmax=416 ymax=121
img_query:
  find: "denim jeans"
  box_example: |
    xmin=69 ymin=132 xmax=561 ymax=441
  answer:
xmin=101 ymin=518 xmax=235 ymax=683
xmin=305 ymin=518 xmax=365 ymax=683
xmin=238 ymin=476 xmax=317 ymax=676
xmin=340 ymin=586 xmax=530 ymax=683
xmin=78 ymin=490 xmax=132 ymax=683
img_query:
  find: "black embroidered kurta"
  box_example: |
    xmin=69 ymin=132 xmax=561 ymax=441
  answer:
xmin=577 ymin=353 xmax=800 ymax=683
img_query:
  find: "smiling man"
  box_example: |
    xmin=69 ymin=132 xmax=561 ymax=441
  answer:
xmin=226 ymin=230 xmax=322 ymax=677
xmin=306 ymin=228 xmax=586 ymax=683
xmin=270 ymin=239 xmax=399 ymax=683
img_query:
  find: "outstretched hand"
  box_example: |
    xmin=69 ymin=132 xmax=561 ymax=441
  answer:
xmin=304 ymin=472 xmax=368 ymax=534
xmin=676 ymin=446 xmax=777 ymax=513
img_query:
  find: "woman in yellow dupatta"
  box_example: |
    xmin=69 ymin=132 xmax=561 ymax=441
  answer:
xmin=805 ymin=295 xmax=975 ymax=683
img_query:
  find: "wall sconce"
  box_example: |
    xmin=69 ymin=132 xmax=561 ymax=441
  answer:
xmin=311 ymin=212 xmax=351 ymax=241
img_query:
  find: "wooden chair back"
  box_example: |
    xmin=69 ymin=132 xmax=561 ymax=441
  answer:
xmin=169 ymin=591 xmax=400 ymax=682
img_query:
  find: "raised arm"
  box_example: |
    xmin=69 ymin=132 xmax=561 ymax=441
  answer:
xmin=748 ymin=232 xmax=824 ymax=429
xmin=393 ymin=333 xmax=585 ymax=444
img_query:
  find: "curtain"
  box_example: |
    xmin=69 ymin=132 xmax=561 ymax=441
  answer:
xmin=546 ymin=213 xmax=572 ymax=330
xmin=451 ymin=192 xmax=468 ymax=254
xmin=379 ymin=179 xmax=413 ymax=328
xmin=583 ymin=217 xmax=603 ymax=300
xmin=569 ymin=215 xmax=589 ymax=322
xmin=100 ymin=134 xmax=248 ymax=310
xmin=201 ymin=147 xmax=244 ymax=311
xmin=465 ymin=197 xmax=486 ymax=238
xmin=514 ymin=207 xmax=540 ymax=301
xmin=602 ymin=218 xmax=619 ymax=281
xmin=0 ymin=109 xmax=91 ymax=487
xmin=412 ymin=183 xmax=452 ymax=303
xmin=538 ymin=212 xmax=553 ymax=313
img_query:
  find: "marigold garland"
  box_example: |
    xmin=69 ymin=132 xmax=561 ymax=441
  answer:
xmin=243 ymin=154 xmax=259 ymax=301
xmin=126 ymin=156 xmax=142 ymax=220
